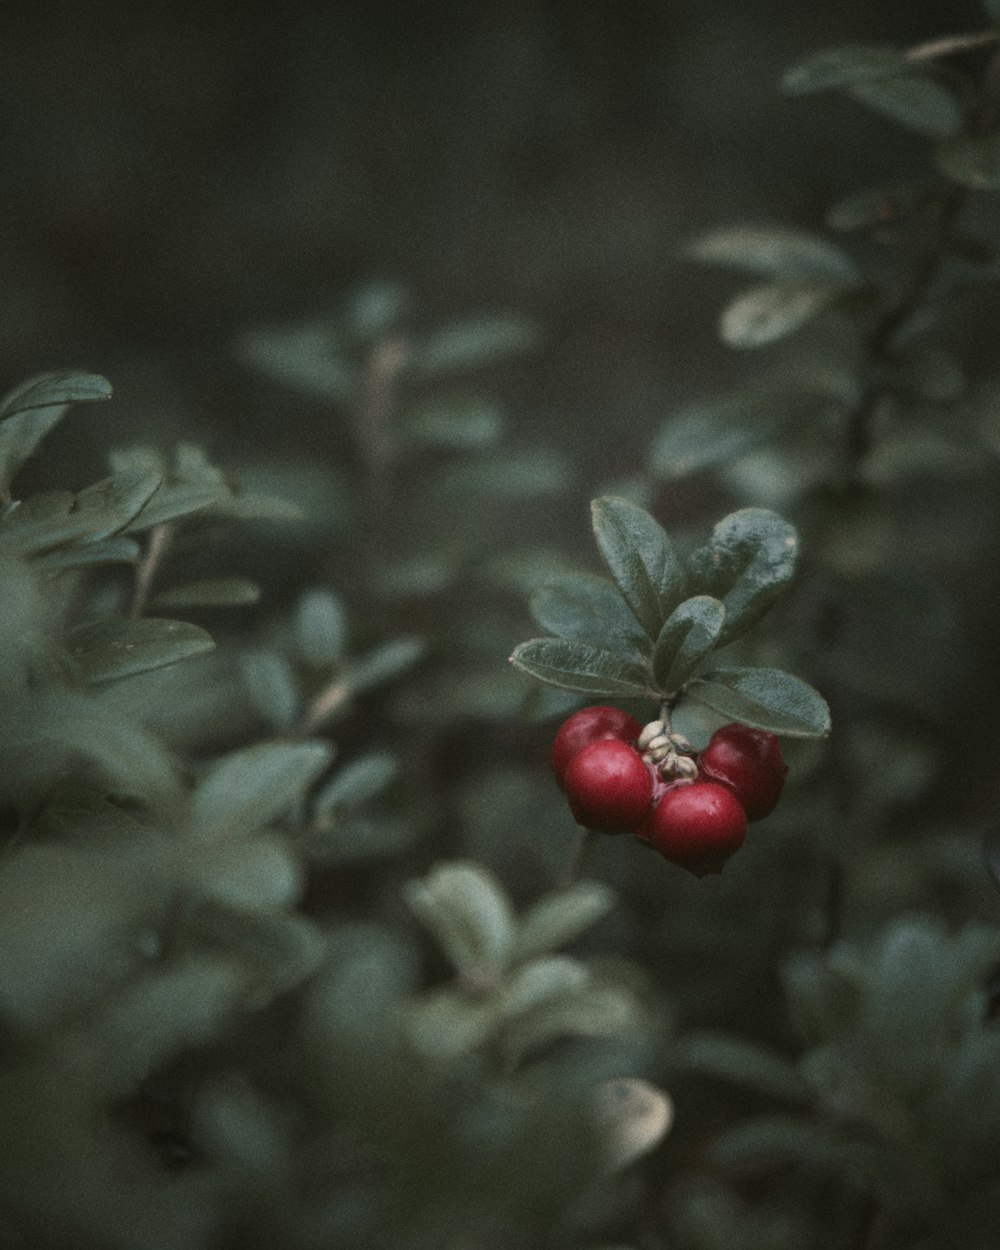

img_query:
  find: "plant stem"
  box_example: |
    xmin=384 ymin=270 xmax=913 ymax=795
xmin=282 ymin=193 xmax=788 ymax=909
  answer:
xmin=129 ymin=523 xmax=173 ymax=619
xmin=845 ymin=188 xmax=967 ymax=475
xmin=559 ymin=825 xmax=596 ymax=889
xmin=905 ymin=30 xmax=999 ymax=62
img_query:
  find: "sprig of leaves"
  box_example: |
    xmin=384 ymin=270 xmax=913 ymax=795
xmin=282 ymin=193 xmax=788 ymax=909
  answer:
xmin=511 ymin=497 xmax=830 ymax=738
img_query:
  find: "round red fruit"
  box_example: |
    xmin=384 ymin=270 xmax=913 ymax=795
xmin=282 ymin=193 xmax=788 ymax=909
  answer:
xmin=698 ymin=723 xmax=787 ymax=821
xmin=563 ymin=738 xmax=653 ymax=834
xmin=642 ymin=781 xmax=747 ymax=876
xmin=551 ymin=705 xmax=643 ymax=788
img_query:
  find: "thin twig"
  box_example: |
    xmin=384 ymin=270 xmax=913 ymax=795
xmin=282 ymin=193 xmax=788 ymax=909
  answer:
xmin=905 ymin=30 xmax=999 ymax=62
xmin=559 ymin=825 xmax=596 ymax=889
xmin=295 ymin=677 xmax=351 ymax=738
xmin=129 ymin=523 xmax=173 ymax=619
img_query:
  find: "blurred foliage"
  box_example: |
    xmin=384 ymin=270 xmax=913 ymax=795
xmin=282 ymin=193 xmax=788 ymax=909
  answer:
xmin=3 ymin=3 xmax=1000 ymax=1249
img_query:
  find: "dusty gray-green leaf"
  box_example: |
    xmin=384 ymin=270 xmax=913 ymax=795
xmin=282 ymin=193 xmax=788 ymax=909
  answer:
xmin=591 ymin=496 xmax=686 ymax=639
xmin=530 ymin=571 xmax=651 ymax=657
xmin=238 ymin=324 xmax=358 ymax=404
xmin=403 ymin=861 xmax=514 ymax=974
xmin=0 ymin=371 xmax=112 ymax=420
xmin=410 ymin=316 xmax=538 ymax=377
xmin=595 ymin=1078 xmax=675 ymax=1169
xmin=190 ymin=740 xmax=333 ymax=837
xmin=720 ymin=283 xmax=849 ymax=350
xmin=240 ymin=649 xmax=300 ymax=730
xmin=153 ymin=578 xmax=262 ymax=609
xmin=294 ymin=587 xmax=347 ymax=666
xmin=407 ymin=990 xmax=498 ymax=1058
xmin=433 ymin=448 xmax=570 ymax=499
xmin=126 ymin=481 xmax=224 ymax=531
xmin=849 ymin=75 xmax=963 ymax=138
xmin=652 ymin=596 xmax=726 ymax=693
xmin=510 ymin=638 xmax=654 ymax=699
xmin=687 ymin=226 xmax=860 ymax=283
xmin=936 ymin=131 xmax=1000 ymax=190
xmin=669 ymin=1031 xmax=813 ymax=1103
xmin=825 ymin=180 xmax=930 ymax=231
xmin=687 ymin=667 xmax=831 ymax=738
xmin=781 ymin=44 xmax=909 ymax=94
xmin=512 ymin=880 xmax=616 ymax=964
xmin=39 ymin=536 xmax=141 ymax=571
xmin=68 ymin=618 xmax=216 ymax=684
xmin=313 ymin=752 xmax=398 ymax=817
xmin=688 ymin=509 xmax=799 ymax=644
xmin=499 ymin=956 xmax=590 ymax=1018
xmin=349 ymin=636 xmax=425 ymax=693
xmin=502 ymin=985 xmax=637 ymax=1068
xmin=402 ymin=396 xmax=504 ymax=449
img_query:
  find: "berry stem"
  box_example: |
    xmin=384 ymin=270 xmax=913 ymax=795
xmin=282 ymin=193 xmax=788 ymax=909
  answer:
xmin=559 ymin=825 xmax=596 ymax=889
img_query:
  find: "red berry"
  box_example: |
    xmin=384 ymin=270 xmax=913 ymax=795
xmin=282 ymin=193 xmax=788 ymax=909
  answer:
xmin=551 ymin=705 xmax=643 ymax=788
xmin=642 ymin=781 xmax=747 ymax=876
xmin=563 ymin=738 xmax=653 ymax=834
xmin=698 ymin=723 xmax=787 ymax=821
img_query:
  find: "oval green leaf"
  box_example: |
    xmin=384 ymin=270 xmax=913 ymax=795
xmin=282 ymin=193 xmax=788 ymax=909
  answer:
xmin=510 ymin=638 xmax=654 ymax=699
xmin=652 ymin=596 xmax=726 ymax=693
xmin=530 ymin=571 xmax=651 ymax=658
xmin=687 ymin=225 xmax=860 ymax=283
xmin=68 ymin=618 xmax=216 ymax=685
xmin=720 ymin=283 xmax=849 ymax=350
xmin=590 ymin=496 xmax=686 ymax=640
xmin=686 ymin=667 xmax=831 ymax=738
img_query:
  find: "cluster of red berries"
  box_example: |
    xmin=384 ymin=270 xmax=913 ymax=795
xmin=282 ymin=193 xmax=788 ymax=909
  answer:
xmin=551 ymin=706 xmax=787 ymax=876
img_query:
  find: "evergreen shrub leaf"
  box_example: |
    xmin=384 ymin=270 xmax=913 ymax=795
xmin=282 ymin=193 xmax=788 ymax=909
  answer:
xmin=404 ymin=861 xmax=515 ymax=974
xmin=687 ymin=225 xmax=860 ymax=282
xmin=349 ymin=636 xmax=425 ymax=692
xmin=848 ymin=75 xmax=963 ymax=138
xmin=501 ymin=985 xmax=637 ymax=1068
xmin=936 ymin=131 xmax=1000 ymax=190
xmin=186 ymin=835 xmax=302 ymax=911
xmin=68 ymin=618 xmax=216 ymax=684
xmin=510 ymin=638 xmax=654 ymax=698
xmin=240 ymin=649 xmax=300 ymax=730
xmin=238 ymin=324 xmax=359 ymax=404
xmin=410 ymin=316 xmax=538 ymax=377
xmin=688 ymin=508 xmax=799 ymax=644
xmin=190 ymin=740 xmax=333 ymax=837
xmin=591 ymin=496 xmax=686 ymax=639
xmin=652 ymin=596 xmax=726 ymax=693
xmin=781 ymin=44 xmax=909 ymax=94
xmin=687 ymin=667 xmax=831 ymax=737
xmin=402 ymin=396 xmax=504 ymax=449
xmin=499 ymin=957 xmax=590 ymax=1019
xmin=530 ymin=571 xmax=652 ymax=658
xmin=669 ymin=1031 xmax=813 ymax=1103
xmin=126 ymin=481 xmax=223 ymax=530
xmin=708 ymin=1114 xmax=844 ymax=1172
xmin=825 ymin=181 xmax=930 ymax=231
xmin=0 ymin=371 xmax=113 ymax=419
xmin=720 ymin=282 xmax=850 ymax=349
xmin=313 ymin=752 xmax=398 ymax=816
xmin=152 ymin=578 xmax=262 ymax=609
xmin=294 ymin=587 xmax=348 ymax=666
xmin=512 ymin=881 xmax=616 ymax=964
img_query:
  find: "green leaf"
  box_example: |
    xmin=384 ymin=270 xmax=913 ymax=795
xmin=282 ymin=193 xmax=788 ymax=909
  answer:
xmin=512 ymin=881 xmax=616 ymax=964
xmin=687 ymin=226 xmax=860 ymax=282
xmin=349 ymin=636 xmax=425 ymax=693
xmin=294 ymin=587 xmax=347 ymax=666
xmin=313 ymin=752 xmax=398 ymax=817
xmin=68 ymin=618 xmax=216 ymax=684
xmin=401 ymin=396 xmax=504 ymax=449
xmin=781 ymin=44 xmax=909 ymax=94
xmin=126 ymin=481 xmax=224 ymax=531
xmin=404 ymin=861 xmax=514 ymax=974
xmin=669 ymin=1031 xmax=813 ymax=1103
xmin=530 ymin=572 xmax=651 ymax=657
xmin=591 ymin=496 xmax=686 ymax=639
xmin=848 ymin=75 xmax=963 ymax=138
xmin=825 ymin=181 xmax=930 ymax=231
xmin=936 ymin=131 xmax=1000 ymax=190
xmin=501 ymin=985 xmax=637 ymax=1068
xmin=686 ymin=667 xmax=831 ymax=738
xmin=720 ymin=283 xmax=850 ymax=349
xmin=688 ymin=508 xmax=799 ymax=644
xmin=433 ymin=448 xmax=570 ymax=499
xmin=38 ymin=536 xmax=141 ymax=571
xmin=652 ymin=596 xmax=726 ymax=693
xmin=0 ymin=373 xmax=112 ymax=494
xmin=652 ymin=382 xmax=850 ymax=481
xmin=510 ymin=638 xmax=654 ymax=699
xmin=186 ymin=834 xmax=302 ymax=911
xmin=152 ymin=577 xmax=262 ymax=609
xmin=0 ymin=471 xmax=162 ymax=556
xmin=238 ymin=323 xmax=358 ymax=404
xmin=240 ymin=648 xmax=300 ymax=730
xmin=190 ymin=740 xmax=333 ymax=837
xmin=410 ymin=316 xmax=538 ymax=377
xmin=709 ymin=1115 xmax=843 ymax=1172
xmin=499 ymin=956 xmax=590 ymax=1018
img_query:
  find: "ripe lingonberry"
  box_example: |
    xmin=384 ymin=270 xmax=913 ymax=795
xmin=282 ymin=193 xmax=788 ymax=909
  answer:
xmin=698 ymin=723 xmax=787 ymax=821
xmin=551 ymin=705 xmax=643 ymax=788
xmin=640 ymin=780 xmax=747 ymax=876
xmin=563 ymin=738 xmax=653 ymax=834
